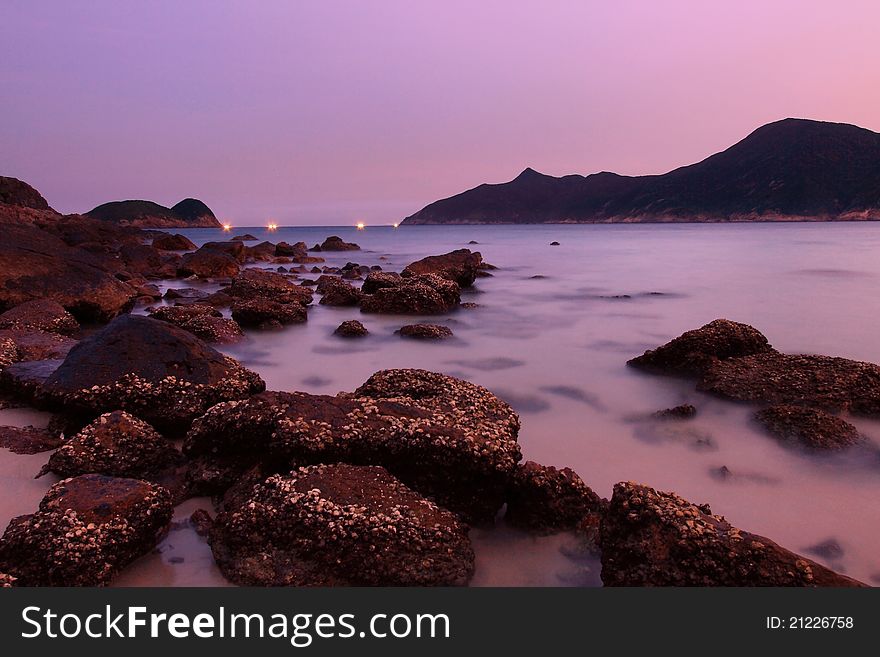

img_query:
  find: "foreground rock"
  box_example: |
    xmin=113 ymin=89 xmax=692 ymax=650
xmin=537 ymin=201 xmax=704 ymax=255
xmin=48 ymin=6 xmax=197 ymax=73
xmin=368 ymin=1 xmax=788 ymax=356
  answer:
xmin=628 ymin=319 xmax=773 ymax=377
xmin=149 ymin=304 xmax=243 ymax=343
xmin=753 ymin=405 xmax=863 ymax=450
xmin=600 ymin=481 xmax=864 ymax=586
xmin=402 ymin=249 xmax=482 ymax=287
xmin=334 ymin=320 xmax=368 ymax=337
xmin=360 ymin=274 xmax=460 ymax=314
xmin=209 ymin=464 xmax=474 ymax=586
xmin=231 ymin=299 xmax=307 ymax=329
xmin=505 ymin=461 xmax=604 ymax=534
xmin=38 ymin=411 xmax=182 ymax=480
xmin=152 ymin=233 xmax=197 ymax=251
xmin=185 ymin=369 xmax=521 ymax=521
xmin=699 ymin=352 xmax=880 ymax=415
xmin=41 ymin=315 xmax=264 ymax=432
xmin=0 ymin=474 xmax=173 ymax=586
xmin=311 ymin=236 xmax=360 ymax=251
xmin=0 ymin=425 xmax=64 ymax=454
xmin=396 ymin=323 xmax=453 ymax=340
xmin=0 ymin=300 xmax=79 ymax=335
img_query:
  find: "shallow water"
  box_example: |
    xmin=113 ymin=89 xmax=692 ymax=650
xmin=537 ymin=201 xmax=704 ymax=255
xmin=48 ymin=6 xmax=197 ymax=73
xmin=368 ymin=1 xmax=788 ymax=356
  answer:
xmin=3 ymin=222 xmax=880 ymax=586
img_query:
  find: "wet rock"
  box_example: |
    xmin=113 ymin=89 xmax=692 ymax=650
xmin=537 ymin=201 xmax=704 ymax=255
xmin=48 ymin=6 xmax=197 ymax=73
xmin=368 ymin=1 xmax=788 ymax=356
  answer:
xmin=334 ymin=320 xmax=368 ymax=338
xmin=209 ymin=464 xmax=474 ymax=586
xmin=119 ymin=243 xmax=175 ymax=278
xmin=231 ymin=299 xmax=307 ymax=329
xmin=0 ymin=224 xmax=136 ymax=322
xmin=149 ymin=304 xmax=244 ymax=344
xmin=311 ymin=236 xmax=360 ymax=251
xmin=360 ymin=274 xmax=460 ymax=314
xmin=652 ymin=404 xmax=697 ymax=420
xmin=700 ymin=352 xmax=880 ymax=415
xmin=41 ymin=315 xmax=264 ymax=433
xmin=505 ymin=461 xmax=604 ymax=534
xmin=0 ymin=300 xmax=79 ymax=335
xmin=38 ymin=410 xmax=182 ymax=482
xmin=0 ymin=474 xmax=173 ymax=586
xmin=628 ymin=319 xmax=773 ymax=377
xmin=0 ymin=328 xmax=78 ymax=367
xmin=184 ymin=369 xmax=522 ymax=521
xmin=275 ymin=241 xmax=308 ymax=258
xmin=318 ymin=278 xmax=362 ymax=306
xmin=0 ymin=425 xmax=64 ymax=454
xmin=396 ymin=323 xmax=454 ymax=340
xmin=152 ymin=233 xmax=197 ymax=251
xmin=231 ymin=234 xmax=258 ymax=241
xmin=402 ymin=249 xmax=482 ymax=287
xmin=550 ymin=241 xmax=560 ymax=246
xmin=0 ymin=359 xmax=62 ymax=401
xmin=178 ymin=248 xmax=240 ymax=279
xmin=600 ymin=481 xmax=864 ymax=586
xmin=199 ymin=241 xmax=246 ymax=262
xmin=225 ymin=268 xmax=313 ymax=306
xmin=163 ymin=287 xmax=209 ymax=302
xmin=753 ymin=405 xmax=863 ymax=450
xmin=361 ymin=271 xmax=402 ymax=294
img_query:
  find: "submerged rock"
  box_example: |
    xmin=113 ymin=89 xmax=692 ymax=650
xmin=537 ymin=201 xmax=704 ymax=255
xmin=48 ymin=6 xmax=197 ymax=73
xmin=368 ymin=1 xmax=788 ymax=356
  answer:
xmin=402 ymin=249 xmax=482 ymax=287
xmin=209 ymin=464 xmax=474 ymax=586
xmin=628 ymin=319 xmax=773 ymax=377
xmin=149 ymin=304 xmax=244 ymax=343
xmin=652 ymin=404 xmax=697 ymax=420
xmin=334 ymin=320 xmax=368 ymax=338
xmin=360 ymin=274 xmax=460 ymax=314
xmin=41 ymin=315 xmax=264 ymax=433
xmin=505 ymin=461 xmax=604 ymax=534
xmin=753 ymin=405 xmax=863 ymax=450
xmin=0 ymin=300 xmax=79 ymax=335
xmin=396 ymin=323 xmax=454 ymax=340
xmin=0 ymin=474 xmax=173 ymax=586
xmin=600 ymin=481 xmax=864 ymax=586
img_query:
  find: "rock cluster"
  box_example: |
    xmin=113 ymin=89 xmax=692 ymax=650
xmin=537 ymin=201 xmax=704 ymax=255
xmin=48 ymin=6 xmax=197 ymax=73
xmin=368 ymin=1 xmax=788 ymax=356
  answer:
xmin=149 ymin=304 xmax=243 ymax=343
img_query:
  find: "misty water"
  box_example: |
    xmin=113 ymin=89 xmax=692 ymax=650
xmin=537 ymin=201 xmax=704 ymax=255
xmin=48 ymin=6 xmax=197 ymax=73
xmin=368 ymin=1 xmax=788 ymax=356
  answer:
xmin=3 ymin=222 xmax=880 ymax=586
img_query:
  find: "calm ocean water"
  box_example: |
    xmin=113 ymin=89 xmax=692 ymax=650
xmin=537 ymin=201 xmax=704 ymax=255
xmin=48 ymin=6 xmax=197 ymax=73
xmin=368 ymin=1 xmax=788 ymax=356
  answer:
xmin=3 ymin=222 xmax=880 ymax=586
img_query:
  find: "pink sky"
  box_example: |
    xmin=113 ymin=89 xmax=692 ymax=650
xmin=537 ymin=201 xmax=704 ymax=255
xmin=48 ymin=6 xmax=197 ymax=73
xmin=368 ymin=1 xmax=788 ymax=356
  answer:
xmin=2 ymin=0 xmax=879 ymax=225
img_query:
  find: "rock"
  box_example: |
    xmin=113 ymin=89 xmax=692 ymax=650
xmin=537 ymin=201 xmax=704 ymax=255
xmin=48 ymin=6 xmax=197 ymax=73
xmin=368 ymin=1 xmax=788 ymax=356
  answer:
xmin=0 ymin=474 xmax=173 ymax=586
xmin=118 ymin=243 xmax=175 ymax=278
xmin=209 ymin=464 xmax=474 ymax=586
xmin=0 ymin=300 xmax=79 ymax=335
xmin=360 ymin=272 xmax=404 ymax=294
xmin=396 ymin=323 xmax=454 ymax=340
xmin=184 ymin=369 xmax=522 ymax=521
xmin=0 ymin=425 xmax=64 ymax=454
xmin=190 ymin=509 xmax=214 ymax=537
xmin=652 ymin=404 xmax=697 ymax=420
xmin=164 ymin=287 xmax=209 ymax=302
xmin=628 ymin=319 xmax=774 ymax=377
xmin=699 ymin=352 xmax=880 ymax=415
xmin=505 ymin=461 xmax=604 ymax=534
xmin=318 ymin=278 xmax=362 ymax=306
xmin=311 ymin=236 xmax=360 ymax=251
xmin=0 ymin=176 xmax=51 ymax=209
xmin=178 ymin=249 xmax=241 ymax=279
xmin=41 ymin=315 xmax=264 ymax=433
xmin=275 ymin=241 xmax=307 ymax=258
xmin=152 ymin=233 xmax=197 ymax=251
xmin=550 ymin=241 xmax=560 ymax=246
xmin=225 ymin=269 xmax=313 ymax=306
xmin=334 ymin=320 xmax=368 ymax=337
xmin=0 ymin=328 xmax=78 ymax=367
xmin=360 ymin=274 xmax=460 ymax=314
xmin=402 ymin=249 xmax=482 ymax=287
xmin=149 ymin=304 xmax=243 ymax=343
xmin=753 ymin=405 xmax=863 ymax=450
xmin=231 ymin=234 xmax=258 ymax=241
xmin=600 ymin=481 xmax=864 ymax=586
xmin=0 ymin=359 xmax=62 ymax=401
xmin=0 ymin=224 xmax=136 ymax=322
xmin=38 ymin=411 xmax=181 ymax=481
xmin=231 ymin=299 xmax=307 ymax=329
xmin=468 ymin=240 xmax=479 ymax=245
xmin=0 ymin=573 xmax=14 ymax=587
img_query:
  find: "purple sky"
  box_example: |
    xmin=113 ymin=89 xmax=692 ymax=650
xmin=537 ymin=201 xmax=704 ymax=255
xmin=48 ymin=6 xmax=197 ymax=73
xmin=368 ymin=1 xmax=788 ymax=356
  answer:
xmin=3 ymin=0 xmax=879 ymax=225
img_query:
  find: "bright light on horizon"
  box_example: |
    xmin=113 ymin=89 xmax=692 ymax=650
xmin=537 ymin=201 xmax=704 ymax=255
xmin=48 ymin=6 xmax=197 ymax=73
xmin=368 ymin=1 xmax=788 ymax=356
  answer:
xmin=267 ymin=222 xmax=278 ymax=231
xmin=356 ymin=222 xmax=365 ymax=230
xmin=222 ymin=223 xmax=232 ymax=232
xmin=392 ymin=222 xmax=399 ymax=228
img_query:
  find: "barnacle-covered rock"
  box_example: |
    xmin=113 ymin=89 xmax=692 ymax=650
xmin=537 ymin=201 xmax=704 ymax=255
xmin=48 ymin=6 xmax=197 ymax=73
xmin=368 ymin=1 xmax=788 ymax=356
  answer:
xmin=0 ymin=299 xmax=79 ymax=335
xmin=149 ymin=304 xmax=243 ymax=343
xmin=334 ymin=320 xmax=368 ymax=337
xmin=318 ymin=277 xmax=362 ymax=307
xmin=185 ymin=369 xmax=521 ymax=521
xmin=360 ymin=274 xmax=460 ymax=314
xmin=0 ymin=474 xmax=172 ymax=586
xmin=402 ymin=249 xmax=483 ymax=288
xmin=753 ymin=405 xmax=864 ymax=450
xmin=600 ymin=482 xmax=864 ymax=586
xmin=225 ymin=269 xmax=313 ymax=306
xmin=41 ymin=315 xmax=264 ymax=433
xmin=231 ymin=298 xmax=307 ymax=329
xmin=396 ymin=323 xmax=453 ymax=340
xmin=210 ymin=464 xmax=474 ymax=586
xmin=0 ymin=328 xmax=77 ymax=370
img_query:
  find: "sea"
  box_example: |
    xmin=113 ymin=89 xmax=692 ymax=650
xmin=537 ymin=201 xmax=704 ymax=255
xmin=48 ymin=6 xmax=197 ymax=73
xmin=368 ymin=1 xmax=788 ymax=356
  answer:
xmin=2 ymin=222 xmax=880 ymax=586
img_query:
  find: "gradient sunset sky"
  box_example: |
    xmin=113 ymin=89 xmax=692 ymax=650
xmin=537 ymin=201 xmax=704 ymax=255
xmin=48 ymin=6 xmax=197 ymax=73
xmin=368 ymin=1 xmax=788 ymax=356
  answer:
xmin=2 ymin=0 xmax=879 ymax=225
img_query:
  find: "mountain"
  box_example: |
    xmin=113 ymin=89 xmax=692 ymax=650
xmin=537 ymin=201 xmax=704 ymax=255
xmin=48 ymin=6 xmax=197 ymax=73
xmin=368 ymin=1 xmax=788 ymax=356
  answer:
xmin=0 ymin=176 xmax=53 ymax=211
xmin=86 ymin=198 xmax=220 ymax=228
xmin=402 ymin=119 xmax=880 ymax=224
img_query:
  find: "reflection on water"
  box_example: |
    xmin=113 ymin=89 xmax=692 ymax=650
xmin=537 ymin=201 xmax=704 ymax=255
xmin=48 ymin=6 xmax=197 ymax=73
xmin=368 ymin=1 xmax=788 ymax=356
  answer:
xmin=3 ymin=222 xmax=880 ymax=586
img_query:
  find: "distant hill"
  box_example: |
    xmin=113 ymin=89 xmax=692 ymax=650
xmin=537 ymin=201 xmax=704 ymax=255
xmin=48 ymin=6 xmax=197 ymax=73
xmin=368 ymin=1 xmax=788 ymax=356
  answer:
xmin=402 ymin=119 xmax=880 ymax=224
xmin=86 ymin=198 xmax=220 ymax=228
xmin=0 ymin=176 xmax=53 ymax=211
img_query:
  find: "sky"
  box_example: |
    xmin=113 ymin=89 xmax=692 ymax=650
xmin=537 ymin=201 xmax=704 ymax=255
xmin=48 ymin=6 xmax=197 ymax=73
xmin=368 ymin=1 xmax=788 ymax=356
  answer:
xmin=2 ymin=0 xmax=879 ymax=225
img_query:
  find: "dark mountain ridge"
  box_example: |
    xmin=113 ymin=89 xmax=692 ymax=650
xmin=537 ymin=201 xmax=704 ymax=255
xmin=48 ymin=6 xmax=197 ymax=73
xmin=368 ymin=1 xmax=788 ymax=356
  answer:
xmin=402 ymin=119 xmax=880 ymax=224
xmin=86 ymin=198 xmax=220 ymax=228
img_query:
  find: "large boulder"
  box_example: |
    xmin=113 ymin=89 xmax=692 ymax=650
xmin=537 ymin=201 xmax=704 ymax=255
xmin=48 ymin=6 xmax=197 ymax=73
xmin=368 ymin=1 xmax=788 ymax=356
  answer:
xmin=41 ymin=315 xmax=264 ymax=432
xmin=231 ymin=299 xmax=307 ymax=329
xmin=402 ymin=249 xmax=483 ymax=287
xmin=0 ymin=224 xmax=136 ymax=322
xmin=178 ymin=248 xmax=241 ymax=279
xmin=225 ymin=269 xmax=313 ymax=306
xmin=753 ymin=405 xmax=864 ymax=450
xmin=209 ymin=464 xmax=474 ymax=586
xmin=361 ymin=271 xmax=403 ymax=294
xmin=628 ymin=319 xmax=773 ymax=377
xmin=0 ymin=299 xmax=79 ymax=335
xmin=185 ymin=369 xmax=522 ymax=521
xmin=38 ymin=411 xmax=182 ymax=480
xmin=0 ymin=474 xmax=173 ymax=586
xmin=318 ymin=278 xmax=362 ymax=306
xmin=600 ymin=482 xmax=864 ymax=586
xmin=152 ymin=233 xmax=196 ymax=251
xmin=699 ymin=352 xmax=880 ymax=415
xmin=149 ymin=304 xmax=243 ymax=343
xmin=360 ymin=274 xmax=460 ymax=314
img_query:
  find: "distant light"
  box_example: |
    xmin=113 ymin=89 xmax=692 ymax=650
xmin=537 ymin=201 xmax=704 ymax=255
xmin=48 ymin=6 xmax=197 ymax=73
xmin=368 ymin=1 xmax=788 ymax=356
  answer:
xmin=356 ymin=222 xmax=366 ymax=230
xmin=267 ymin=222 xmax=278 ymax=231
xmin=392 ymin=223 xmax=399 ymax=228
xmin=222 ymin=223 xmax=232 ymax=232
